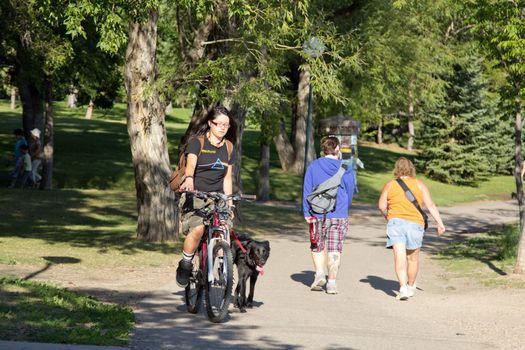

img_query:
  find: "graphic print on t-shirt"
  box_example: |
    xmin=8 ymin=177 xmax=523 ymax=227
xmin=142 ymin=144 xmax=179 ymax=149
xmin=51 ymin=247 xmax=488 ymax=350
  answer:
xmin=211 ymin=158 xmax=225 ymax=170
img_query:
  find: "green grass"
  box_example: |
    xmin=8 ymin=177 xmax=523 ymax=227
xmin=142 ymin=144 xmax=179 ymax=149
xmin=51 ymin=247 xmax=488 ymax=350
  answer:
xmin=1 ymin=100 xmax=514 ymax=204
xmin=0 ymin=188 xmax=179 ymax=268
xmin=436 ymin=224 xmax=524 ymax=287
xmin=0 ymin=276 xmax=133 ymax=346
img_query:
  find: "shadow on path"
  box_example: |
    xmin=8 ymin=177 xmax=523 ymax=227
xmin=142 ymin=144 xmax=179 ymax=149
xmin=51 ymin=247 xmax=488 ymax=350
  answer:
xmin=359 ymin=275 xmax=398 ymax=297
xmin=290 ymin=270 xmax=315 ymax=288
xmin=131 ymin=290 xmax=300 ymax=350
xmin=23 ymin=256 xmax=81 ymax=280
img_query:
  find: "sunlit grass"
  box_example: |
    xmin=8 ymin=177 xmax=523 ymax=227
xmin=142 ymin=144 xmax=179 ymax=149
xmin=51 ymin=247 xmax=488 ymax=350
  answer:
xmin=0 ymin=189 xmax=180 ymax=268
xmin=0 ymin=276 xmax=134 ymax=345
xmin=436 ymin=224 xmax=524 ymax=287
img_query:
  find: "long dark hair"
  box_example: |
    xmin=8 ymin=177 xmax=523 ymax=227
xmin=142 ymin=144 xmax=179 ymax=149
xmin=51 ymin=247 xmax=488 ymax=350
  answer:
xmin=196 ymin=105 xmax=237 ymax=143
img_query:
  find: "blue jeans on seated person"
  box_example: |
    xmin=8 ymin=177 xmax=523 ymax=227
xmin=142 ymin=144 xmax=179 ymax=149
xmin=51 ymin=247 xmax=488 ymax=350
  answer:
xmin=386 ymin=218 xmax=424 ymax=250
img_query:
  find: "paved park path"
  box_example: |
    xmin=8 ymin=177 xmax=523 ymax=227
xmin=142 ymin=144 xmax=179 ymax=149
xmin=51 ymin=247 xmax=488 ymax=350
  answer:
xmin=131 ymin=200 xmax=524 ymax=350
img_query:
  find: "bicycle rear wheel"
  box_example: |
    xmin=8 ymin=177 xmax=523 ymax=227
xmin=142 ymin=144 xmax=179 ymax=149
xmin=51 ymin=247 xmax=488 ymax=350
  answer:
xmin=205 ymin=240 xmax=233 ymax=323
xmin=185 ymin=249 xmax=203 ymax=314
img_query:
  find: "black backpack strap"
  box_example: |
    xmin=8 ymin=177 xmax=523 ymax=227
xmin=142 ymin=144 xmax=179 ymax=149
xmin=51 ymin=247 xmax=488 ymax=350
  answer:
xmin=395 ymin=179 xmax=428 ymax=229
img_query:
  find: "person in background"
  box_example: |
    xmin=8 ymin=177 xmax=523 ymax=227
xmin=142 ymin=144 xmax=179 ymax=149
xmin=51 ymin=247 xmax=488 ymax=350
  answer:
xmin=9 ymin=144 xmax=31 ymax=188
xmin=29 ymin=128 xmax=43 ymax=186
xmin=8 ymin=128 xmax=27 ymax=187
xmin=13 ymin=128 xmax=27 ymax=161
xmin=378 ymin=157 xmax=445 ymax=300
xmin=303 ymin=136 xmax=355 ymax=294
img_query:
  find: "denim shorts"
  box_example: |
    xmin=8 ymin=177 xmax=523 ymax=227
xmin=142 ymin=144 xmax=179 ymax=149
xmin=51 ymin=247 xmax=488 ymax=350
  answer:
xmin=386 ymin=218 xmax=424 ymax=250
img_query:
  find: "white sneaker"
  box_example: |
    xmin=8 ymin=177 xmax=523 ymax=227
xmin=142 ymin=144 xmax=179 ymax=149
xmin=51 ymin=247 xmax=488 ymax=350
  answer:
xmin=407 ymin=283 xmax=416 ymax=297
xmin=310 ymin=274 xmax=327 ymax=291
xmin=396 ymin=285 xmax=409 ymax=300
xmin=326 ymin=281 xmax=338 ymax=294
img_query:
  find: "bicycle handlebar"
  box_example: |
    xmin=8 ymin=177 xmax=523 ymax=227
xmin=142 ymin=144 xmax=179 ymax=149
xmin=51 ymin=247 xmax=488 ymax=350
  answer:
xmin=183 ymin=190 xmax=256 ymax=203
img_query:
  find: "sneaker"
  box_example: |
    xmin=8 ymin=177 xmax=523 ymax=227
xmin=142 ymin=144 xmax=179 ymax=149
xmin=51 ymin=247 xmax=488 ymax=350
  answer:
xmin=407 ymin=283 xmax=416 ymax=297
xmin=396 ymin=285 xmax=409 ymax=300
xmin=176 ymin=259 xmax=193 ymax=288
xmin=326 ymin=281 xmax=338 ymax=294
xmin=310 ymin=274 xmax=327 ymax=291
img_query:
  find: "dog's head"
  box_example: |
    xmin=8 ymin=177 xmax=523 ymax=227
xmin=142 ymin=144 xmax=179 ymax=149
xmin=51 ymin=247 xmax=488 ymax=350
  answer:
xmin=247 ymin=240 xmax=270 ymax=268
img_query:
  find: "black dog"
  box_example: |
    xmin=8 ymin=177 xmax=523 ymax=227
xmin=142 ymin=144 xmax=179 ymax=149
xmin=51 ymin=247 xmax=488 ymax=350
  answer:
xmin=231 ymin=233 xmax=271 ymax=313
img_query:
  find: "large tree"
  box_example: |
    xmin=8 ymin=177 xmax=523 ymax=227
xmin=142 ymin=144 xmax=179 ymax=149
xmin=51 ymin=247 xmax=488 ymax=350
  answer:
xmin=468 ymin=0 xmax=525 ymax=273
xmin=65 ymin=1 xmax=177 ymax=241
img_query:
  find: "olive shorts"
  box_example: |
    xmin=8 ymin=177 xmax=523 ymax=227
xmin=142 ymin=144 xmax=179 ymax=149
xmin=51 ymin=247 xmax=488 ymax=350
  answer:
xmin=179 ymin=193 xmax=233 ymax=235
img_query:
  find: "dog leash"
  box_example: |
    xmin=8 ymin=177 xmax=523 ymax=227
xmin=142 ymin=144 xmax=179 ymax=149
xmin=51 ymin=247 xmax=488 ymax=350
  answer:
xmin=230 ymin=229 xmax=247 ymax=254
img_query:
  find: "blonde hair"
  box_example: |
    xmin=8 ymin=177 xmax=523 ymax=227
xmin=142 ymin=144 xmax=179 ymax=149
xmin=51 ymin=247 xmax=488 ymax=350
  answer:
xmin=393 ymin=157 xmax=416 ymax=178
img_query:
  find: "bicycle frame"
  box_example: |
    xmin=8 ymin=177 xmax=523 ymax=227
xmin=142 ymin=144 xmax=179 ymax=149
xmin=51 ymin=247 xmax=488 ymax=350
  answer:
xmin=206 ymin=209 xmax=230 ymax=282
xmin=191 ymin=200 xmax=231 ymax=284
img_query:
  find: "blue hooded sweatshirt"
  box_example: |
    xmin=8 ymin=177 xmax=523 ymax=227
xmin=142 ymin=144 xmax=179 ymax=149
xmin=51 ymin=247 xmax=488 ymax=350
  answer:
xmin=302 ymin=157 xmax=355 ymax=219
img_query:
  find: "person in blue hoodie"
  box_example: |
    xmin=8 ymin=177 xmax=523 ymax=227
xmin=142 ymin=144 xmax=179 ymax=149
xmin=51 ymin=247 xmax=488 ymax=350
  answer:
xmin=303 ymin=136 xmax=355 ymax=294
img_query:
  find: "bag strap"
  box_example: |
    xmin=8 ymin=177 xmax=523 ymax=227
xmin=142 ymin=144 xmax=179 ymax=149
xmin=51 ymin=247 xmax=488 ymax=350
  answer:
xmin=308 ymin=163 xmax=348 ymax=218
xmin=225 ymin=139 xmax=233 ymax=162
xmin=395 ymin=179 xmax=428 ymax=226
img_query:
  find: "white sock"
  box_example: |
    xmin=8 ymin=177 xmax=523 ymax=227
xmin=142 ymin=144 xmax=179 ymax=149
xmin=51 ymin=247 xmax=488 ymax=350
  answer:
xmin=182 ymin=250 xmax=194 ymax=262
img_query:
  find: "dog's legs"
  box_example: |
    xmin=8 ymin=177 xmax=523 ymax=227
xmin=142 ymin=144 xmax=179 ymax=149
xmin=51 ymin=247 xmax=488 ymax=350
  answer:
xmin=327 ymin=252 xmax=341 ymax=280
xmin=239 ymin=275 xmax=248 ymax=313
xmin=235 ymin=279 xmax=242 ymax=308
xmin=247 ymin=274 xmax=258 ymax=307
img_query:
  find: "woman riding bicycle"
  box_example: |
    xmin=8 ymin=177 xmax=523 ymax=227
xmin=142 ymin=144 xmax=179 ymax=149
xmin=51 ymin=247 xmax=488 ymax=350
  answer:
xmin=176 ymin=105 xmax=237 ymax=288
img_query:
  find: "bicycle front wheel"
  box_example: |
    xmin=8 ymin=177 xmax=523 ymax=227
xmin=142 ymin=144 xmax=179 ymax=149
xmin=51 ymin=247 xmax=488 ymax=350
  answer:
xmin=205 ymin=240 xmax=233 ymax=323
xmin=185 ymin=249 xmax=203 ymax=314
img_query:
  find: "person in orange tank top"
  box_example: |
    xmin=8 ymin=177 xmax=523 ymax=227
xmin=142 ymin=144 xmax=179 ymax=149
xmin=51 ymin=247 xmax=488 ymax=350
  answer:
xmin=378 ymin=157 xmax=446 ymax=300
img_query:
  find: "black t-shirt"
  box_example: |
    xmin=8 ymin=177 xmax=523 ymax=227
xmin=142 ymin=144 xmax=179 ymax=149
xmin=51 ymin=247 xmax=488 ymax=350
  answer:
xmin=186 ymin=136 xmax=236 ymax=192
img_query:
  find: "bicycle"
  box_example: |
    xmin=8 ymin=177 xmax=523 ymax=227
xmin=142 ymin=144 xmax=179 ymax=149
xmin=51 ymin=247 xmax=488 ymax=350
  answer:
xmin=183 ymin=191 xmax=255 ymax=323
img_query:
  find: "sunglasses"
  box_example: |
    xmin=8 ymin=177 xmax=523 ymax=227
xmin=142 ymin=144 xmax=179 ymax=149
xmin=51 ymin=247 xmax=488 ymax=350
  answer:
xmin=210 ymin=121 xmax=230 ymax=129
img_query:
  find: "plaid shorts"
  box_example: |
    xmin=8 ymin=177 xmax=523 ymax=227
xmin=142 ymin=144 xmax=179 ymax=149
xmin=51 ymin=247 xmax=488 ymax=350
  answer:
xmin=311 ymin=218 xmax=349 ymax=253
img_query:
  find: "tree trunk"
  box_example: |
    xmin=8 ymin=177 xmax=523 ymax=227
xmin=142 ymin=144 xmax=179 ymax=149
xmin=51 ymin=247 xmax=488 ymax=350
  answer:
xmin=377 ymin=117 xmax=383 ymax=144
xmin=40 ymin=80 xmax=54 ymax=190
xmin=10 ymin=87 xmax=17 ymax=110
xmin=18 ymin=78 xmax=44 ymax=138
xmin=274 ymin=119 xmax=297 ymax=171
xmin=85 ymin=99 xmax=94 ymax=119
xmin=67 ymin=88 xmax=78 ymax=108
xmin=513 ymin=102 xmax=525 ymax=274
xmin=273 ymin=68 xmax=313 ymax=175
xmin=292 ymin=69 xmax=310 ymax=174
xmin=407 ymin=87 xmax=415 ymax=151
xmin=125 ymin=9 xmax=177 ymax=242
xmin=230 ymin=103 xmax=246 ymax=194
xmin=258 ymin=142 xmax=270 ymax=202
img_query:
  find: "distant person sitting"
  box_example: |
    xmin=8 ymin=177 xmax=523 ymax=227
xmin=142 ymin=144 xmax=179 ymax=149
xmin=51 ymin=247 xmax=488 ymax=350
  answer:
xmin=29 ymin=128 xmax=43 ymax=186
xmin=9 ymin=144 xmax=31 ymax=188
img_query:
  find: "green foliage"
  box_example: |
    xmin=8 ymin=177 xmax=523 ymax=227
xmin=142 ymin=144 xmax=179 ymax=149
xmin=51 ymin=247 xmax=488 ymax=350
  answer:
xmin=0 ymin=276 xmax=134 ymax=345
xmin=467 ymin=1 xmax=525 ymax=100
xmin=346 ymin=0 xmax=451 ymax=125
xmin=418 ymin=56 xmax=508 ymax=186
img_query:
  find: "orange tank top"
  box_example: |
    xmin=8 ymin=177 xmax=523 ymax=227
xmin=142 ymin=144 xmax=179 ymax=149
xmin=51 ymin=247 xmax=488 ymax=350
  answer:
xmin=387 ymin=177 xmax=424 ymax=226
